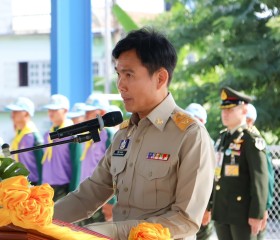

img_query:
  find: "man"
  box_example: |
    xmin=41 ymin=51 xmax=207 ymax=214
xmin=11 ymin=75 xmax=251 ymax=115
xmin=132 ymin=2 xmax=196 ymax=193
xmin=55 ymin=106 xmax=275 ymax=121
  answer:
xmin=67 ymin=102 xmax=86 ymax=124
xmin=77 ymin=93 xmax=116 ymax=224
xmin=246 ymin=103 xmax=275 ymax=240
xmin=185 ymin=103 xmax=207 ymax=125
xmin=80 ymin=93 xmax=112 ymax=183
xmin=42 ymin=94 xmax=82 ymax=201
xmin=54 ymin=28 xmax=215 ymax=239
xmin=208 ymin=87 xmax=269 ymax=240
xmin=186 ymin=103 xmax=213 ymax=240
xmin=5 ymin=97 xmax=43 ymax=185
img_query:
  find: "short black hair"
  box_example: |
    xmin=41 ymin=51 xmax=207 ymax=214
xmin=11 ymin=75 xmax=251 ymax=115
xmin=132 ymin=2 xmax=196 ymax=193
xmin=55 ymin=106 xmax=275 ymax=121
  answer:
xmin=112 ymin=27 xmax=177 ymax=86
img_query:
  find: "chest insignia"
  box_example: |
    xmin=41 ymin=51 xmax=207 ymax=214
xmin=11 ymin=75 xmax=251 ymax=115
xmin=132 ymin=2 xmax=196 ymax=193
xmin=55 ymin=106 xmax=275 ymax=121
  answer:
xmin=119 ymin=139 xmax=130 ymax=150
xmin=255 ymin=137 xmax=266 ymax=151
xmin=147 ymin=152 xmax=170 ymax=161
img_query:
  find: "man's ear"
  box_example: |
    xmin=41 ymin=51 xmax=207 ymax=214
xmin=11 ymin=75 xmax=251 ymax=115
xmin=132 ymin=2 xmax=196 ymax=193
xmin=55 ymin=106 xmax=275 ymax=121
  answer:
xmin=156 ymin=68 xmax=169 ymax=89
xmin=243 ymin=104 xmax=248 ymax=115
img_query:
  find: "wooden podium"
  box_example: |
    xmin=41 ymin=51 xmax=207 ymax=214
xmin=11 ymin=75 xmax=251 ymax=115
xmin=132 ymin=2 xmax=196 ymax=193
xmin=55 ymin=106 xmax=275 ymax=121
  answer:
xmin=0 ymin=225 xmax=56 ymax=240
xmin=0 ymin=220 xmax=111 ymax=240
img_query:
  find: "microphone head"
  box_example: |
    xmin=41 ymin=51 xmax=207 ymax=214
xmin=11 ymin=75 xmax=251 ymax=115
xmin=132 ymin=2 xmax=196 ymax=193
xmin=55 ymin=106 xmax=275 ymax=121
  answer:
xmin=103 ymin=111 xmax=123 ymax=127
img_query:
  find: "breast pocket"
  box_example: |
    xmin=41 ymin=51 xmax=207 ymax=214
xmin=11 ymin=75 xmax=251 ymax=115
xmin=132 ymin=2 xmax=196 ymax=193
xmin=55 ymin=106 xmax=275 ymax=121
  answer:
xmin=110 ymin=156 xmax=127 ymax=199
xmin=134 ymin=158 xmax=172 ymax=209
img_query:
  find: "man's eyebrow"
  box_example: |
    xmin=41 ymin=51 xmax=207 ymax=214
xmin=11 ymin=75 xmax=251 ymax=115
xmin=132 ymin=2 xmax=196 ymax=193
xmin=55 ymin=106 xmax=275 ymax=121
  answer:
xmin=114 ymin=67 xmax=134 ymax=73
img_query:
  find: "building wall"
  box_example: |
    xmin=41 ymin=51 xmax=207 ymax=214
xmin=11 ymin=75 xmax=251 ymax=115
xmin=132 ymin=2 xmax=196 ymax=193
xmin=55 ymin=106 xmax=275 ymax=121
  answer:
xmin=0 ymin=34 xmax=51 ymax=109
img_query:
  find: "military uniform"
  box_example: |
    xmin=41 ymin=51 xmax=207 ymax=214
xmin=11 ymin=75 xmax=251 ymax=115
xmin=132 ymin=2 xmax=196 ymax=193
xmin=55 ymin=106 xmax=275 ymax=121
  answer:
xmin=209 ymin=87 xmax=269 ymax=240
xmin=54 ymin=93 xmax=215 ymax=240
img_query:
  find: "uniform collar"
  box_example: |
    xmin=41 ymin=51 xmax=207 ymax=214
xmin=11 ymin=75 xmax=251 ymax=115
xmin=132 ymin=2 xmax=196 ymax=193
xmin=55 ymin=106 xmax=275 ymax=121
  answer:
xmin=228 ymin=123 xmax=247 ymax=135
xmin=128 ymin=93 xmax=176 ymax=131
xmin=147 ymin=93 xmax=176 ymax=131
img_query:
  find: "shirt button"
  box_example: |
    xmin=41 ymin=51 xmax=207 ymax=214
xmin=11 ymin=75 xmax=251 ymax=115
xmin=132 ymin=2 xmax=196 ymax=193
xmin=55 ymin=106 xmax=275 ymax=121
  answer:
xmin=237 ymin=196 xmax=242 ymax=201
xmin=216 ymin=185 xmax=221 ymax=190
xmin=124 ymin=187 xmax=128 ymax=192
xmin=122 ymin=210 xmax=126 ymax=215
xmin=129 ymin=162 xmax=133 ymax=167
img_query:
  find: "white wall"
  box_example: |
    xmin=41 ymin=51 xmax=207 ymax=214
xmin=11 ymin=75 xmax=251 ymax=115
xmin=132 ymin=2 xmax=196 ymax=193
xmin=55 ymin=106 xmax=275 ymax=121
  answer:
xmin=0 ymin=34 xmax=51 ymax=109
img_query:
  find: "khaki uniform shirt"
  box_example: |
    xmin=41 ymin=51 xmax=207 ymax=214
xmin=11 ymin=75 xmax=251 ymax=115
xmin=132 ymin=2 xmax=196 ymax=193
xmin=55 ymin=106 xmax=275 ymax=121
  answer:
xmin=54 ymin=94 xmax=215 ymax=239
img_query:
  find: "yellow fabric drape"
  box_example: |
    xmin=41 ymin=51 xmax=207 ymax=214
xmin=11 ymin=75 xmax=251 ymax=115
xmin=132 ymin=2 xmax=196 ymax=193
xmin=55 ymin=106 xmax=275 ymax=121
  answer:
xmin=10 ymin=121 xmax=38 ymax=162
xmin=0 ymin=176 xmax=107 ymax=240
xmin=42 ymin=119 xmax=73 ymax=163
xmin=80 ymin=140 xmax=93 ymax=161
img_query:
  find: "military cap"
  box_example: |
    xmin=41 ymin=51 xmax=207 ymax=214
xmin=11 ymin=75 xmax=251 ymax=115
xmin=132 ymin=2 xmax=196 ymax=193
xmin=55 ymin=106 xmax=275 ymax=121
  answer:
xmin=220 ymin=86 xmax=252 ymax=109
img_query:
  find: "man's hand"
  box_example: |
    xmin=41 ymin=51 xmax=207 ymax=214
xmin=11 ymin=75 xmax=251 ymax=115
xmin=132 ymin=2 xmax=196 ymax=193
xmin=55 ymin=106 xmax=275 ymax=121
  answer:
xmin=202 ymin=211 xmax=211 ymax=226
xmin=260 ymin=210 xmax=269 ymax=231
xmin=248 ymin=218 xmax=262 ymax=236
xmin=102 ymin=203 xmax=114 ymax=222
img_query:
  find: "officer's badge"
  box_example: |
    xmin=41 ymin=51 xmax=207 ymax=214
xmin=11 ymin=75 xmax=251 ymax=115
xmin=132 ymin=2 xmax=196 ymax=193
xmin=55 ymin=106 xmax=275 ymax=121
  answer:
xmin=221 ymin=90 xmax=227 ymax=100
xmin=255 ymin=138 xmax=266 ymax=150
xmin=233 ymin=139 xmax=244 ymax=144
xmin=119 ymin=139 xmax=129 ymax=149
xmin=155 ymin=118 xmax=164 ymax=125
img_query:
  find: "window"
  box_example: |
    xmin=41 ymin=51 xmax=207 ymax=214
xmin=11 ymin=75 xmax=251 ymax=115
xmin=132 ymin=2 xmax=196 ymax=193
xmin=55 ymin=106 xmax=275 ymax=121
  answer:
xmin=19 ymin=62 xmax=28 ymax=86
xmin=93 ymin=61 xmax=99 ymax=76
xmin=18 ymin=61 xmax=51 ymax=87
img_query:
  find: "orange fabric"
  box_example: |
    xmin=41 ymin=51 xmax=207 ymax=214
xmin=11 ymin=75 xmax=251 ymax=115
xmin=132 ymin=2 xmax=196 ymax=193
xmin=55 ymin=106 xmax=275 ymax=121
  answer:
xmin=128 ymin=222 xmax=171 ymax=240
xmin=0 ymin=176 xmax=106 ymax=240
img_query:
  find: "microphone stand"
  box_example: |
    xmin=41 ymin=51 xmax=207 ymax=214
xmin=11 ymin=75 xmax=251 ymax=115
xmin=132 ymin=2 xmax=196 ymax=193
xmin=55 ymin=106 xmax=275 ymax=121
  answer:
xmin=1 ymin=128 xmax=101 ymax=158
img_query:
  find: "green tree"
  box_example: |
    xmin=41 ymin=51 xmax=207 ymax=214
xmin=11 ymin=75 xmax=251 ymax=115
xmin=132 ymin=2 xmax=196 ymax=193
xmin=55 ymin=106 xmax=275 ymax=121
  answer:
xmin=148 ymin=0 xmax=280 ymax=143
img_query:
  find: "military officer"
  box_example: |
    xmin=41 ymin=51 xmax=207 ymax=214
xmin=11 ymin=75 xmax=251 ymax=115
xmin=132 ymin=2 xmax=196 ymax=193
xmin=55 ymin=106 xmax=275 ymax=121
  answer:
xmin=53 ymin=28 xmax=215 ymax=240
xmin=208 ymin=87 xmax=269 ymax=240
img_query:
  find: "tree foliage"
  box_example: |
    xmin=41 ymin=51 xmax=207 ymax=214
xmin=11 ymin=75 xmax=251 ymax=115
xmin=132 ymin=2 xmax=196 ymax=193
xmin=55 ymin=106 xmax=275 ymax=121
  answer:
xmin=147 ymin=0 xmax=280 ymax=143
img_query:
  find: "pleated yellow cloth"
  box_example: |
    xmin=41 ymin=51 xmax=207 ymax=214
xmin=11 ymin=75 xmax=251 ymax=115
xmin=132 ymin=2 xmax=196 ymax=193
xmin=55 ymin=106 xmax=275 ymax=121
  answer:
xmin=0 ymin=175 xmax=106 ymax=240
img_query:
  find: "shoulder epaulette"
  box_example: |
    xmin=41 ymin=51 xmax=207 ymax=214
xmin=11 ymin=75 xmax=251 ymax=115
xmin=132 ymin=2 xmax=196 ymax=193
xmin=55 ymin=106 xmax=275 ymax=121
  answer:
xmin=119 ymin=120 xmax=129 ymax=130
xmin=220 ymin=128 xmax=227 ymax=134
xmin=246 ymin=125 xmax=261 ymax=136
xmin=172 ymin=111 xmax=195 ymax=131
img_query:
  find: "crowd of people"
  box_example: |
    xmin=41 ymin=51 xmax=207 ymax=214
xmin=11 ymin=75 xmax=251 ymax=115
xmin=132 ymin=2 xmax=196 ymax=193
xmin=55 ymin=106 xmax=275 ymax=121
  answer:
xmin=3 ymin=92 xmax=120 ymax=226
xmin=1 ymin=28 xmax=273 ymax=240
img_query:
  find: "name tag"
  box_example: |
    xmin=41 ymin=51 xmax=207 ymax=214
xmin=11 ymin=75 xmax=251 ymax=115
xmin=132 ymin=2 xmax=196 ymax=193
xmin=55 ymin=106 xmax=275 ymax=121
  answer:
xmin=113 ymin=150 xmax=127 ymax=157
xmin=225 ymin=164 xmax=239 ymax=177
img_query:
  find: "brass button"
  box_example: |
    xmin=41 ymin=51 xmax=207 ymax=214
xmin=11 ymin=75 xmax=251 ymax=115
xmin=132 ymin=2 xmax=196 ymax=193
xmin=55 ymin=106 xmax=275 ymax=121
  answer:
xmin=124 ymin=187 xmax=128 ymax=192
xmin=216 ymin=185 xmax=221 ymax=190
xmin=237 ymin=196 xmax=242 ymax=201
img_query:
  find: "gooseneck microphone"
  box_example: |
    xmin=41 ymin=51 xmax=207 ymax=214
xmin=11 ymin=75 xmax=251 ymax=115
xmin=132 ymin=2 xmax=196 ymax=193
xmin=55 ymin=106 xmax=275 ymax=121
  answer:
xmin=49 ymin=111 xmax=123 ymax=140
xmin=1 ymin=111 xmax=123 ymax=157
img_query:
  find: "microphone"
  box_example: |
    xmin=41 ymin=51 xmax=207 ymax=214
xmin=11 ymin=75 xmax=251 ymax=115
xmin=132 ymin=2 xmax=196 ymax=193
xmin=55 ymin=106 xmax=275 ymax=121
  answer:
xmin=50 ymin=111 xmax=123 ymax=140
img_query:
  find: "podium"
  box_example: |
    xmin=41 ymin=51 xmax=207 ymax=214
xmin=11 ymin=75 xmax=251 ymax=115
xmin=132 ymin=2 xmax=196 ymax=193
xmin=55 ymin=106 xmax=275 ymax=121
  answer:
xmin=0 ymin=220 xmax=111 ymax=240
xmin=0 ymin=225 xmax=56 ymax=240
